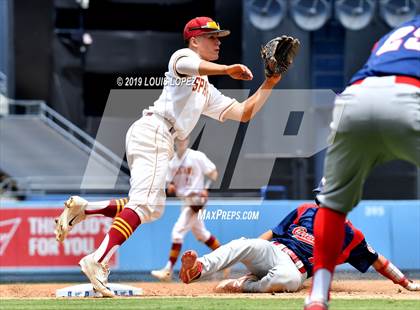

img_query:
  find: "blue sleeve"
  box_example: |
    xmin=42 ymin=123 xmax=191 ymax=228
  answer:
xmin=272 ymin=209 xmax=298 ymax=237
xmin=346 ymin=239 xmax=379 ymax=273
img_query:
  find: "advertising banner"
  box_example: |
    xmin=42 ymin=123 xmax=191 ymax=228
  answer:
xmin=0 ymin=208 xmax=116 ymax=269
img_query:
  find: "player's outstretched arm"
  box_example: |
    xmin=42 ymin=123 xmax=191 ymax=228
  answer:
xmin=198 ymin=61 xmax=253 ymax=80
xmin=223 ymin=74 xmax=282 ymax=122
xmin=373 ymin=254 xmax=420 ymax=291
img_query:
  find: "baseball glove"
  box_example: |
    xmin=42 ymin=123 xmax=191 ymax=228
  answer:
xmin=166 ymin=183 xmax=177 ymax=197
xmin=187 ymin=190 xmax=208 ymax=213
xmin=190 ymin=204 xmax=204 ymax=213
xmin=260 ymin=35 xmax=300 ymax=77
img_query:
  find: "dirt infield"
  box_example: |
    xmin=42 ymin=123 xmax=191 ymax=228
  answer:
xmin=1 ymin=280 xmax=419 ymax=299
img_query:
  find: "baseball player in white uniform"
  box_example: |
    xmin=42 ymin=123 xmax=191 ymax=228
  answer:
xmin=54 ymin=16 xmax=285 ymax=297
xmin=151 ymin=136 xmax=221 ymax=281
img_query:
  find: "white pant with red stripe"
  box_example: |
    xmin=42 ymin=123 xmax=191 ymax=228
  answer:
xmin=198 ymin=238 xmax=307 ymax=292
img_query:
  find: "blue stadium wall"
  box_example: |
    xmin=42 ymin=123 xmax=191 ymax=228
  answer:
xmin=1 ymin=199 xmax=419 ymax=275
xmin=121 ymin=200 xmax=420 ymax=271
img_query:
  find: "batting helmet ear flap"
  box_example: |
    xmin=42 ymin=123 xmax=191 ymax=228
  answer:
xmin=312 ymin=177 xmax=326 ymax=195
xmin=313 ymin=177 xmax=326 ymax=205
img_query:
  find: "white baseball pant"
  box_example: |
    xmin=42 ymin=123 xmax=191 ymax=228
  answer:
xmin=172 ymin=203 xmax=211 ymax=243
xmin=124 ymin=113 xmax=174 ymax=223
xmin=198 ymin=238 xmax=307 ymax=293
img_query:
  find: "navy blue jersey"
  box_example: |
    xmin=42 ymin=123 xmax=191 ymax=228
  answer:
xmin=350 ymin=16 xmax=420 ymax=83
xmin=271 ymin=203 xmax=378 ymax=277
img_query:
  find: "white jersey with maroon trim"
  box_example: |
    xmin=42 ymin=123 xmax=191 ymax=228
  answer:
xmin=145 ymin=48 xmax=237 ymax=140
xmin=167 ymin=148 xmax=216 ymax=197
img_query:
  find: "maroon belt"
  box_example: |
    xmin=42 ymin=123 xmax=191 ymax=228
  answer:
xmin=352 ymin=75 xmax=420 ymax=88
xmin=146 ymin=112 xmax=176 ymax=134
xmin=273 ymin=242 xmax=307 ymax=275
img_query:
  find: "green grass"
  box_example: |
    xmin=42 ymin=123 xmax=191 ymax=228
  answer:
xmin=0 ymin=298 xmax=419 ymax=310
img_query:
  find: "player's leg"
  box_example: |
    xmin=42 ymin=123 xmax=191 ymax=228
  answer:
xmin=214 ymin=274 xmax=259 ymax=293
xmin=217 ymin=244 xmax=305 ymax=293
xmin=311 ymin=83 xmax=419 ymax=303
xmin=309 ymin=135 xmax=372 ymax=305
xmin=191 ymin=212 xmax=230 ymax=277
xmin=309 ymin=207 xmax=346 ymax=306
xmin=84 ymin=198 xmax=128 ymax=217
xmin=225 ymin=260 xmax=306 ymax=293
xmin=190 ymin=212 xmax=220 ymax=250
xmin=55 ymin=197 xmax=129 ymax=242
xmin=180 ymin=238 xmax=276 ymax=283
xmin=307 ymin=85 xmax=395 ymax=307
xmin=378 ymin=83 xmax=420 ymax=167
xmin=79 ymin=207 xmax=141 ymax=297
xmin=246 ymin=263 xmax=304 ymax=293
xmin=151 ymin=206 xmax=194 ymax=281
xmin=79 ymin=118 xmax=173 ymax=297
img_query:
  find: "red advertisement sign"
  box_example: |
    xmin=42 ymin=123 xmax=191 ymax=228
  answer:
xmin=0 ymin=208 xmax=117 ymax=269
